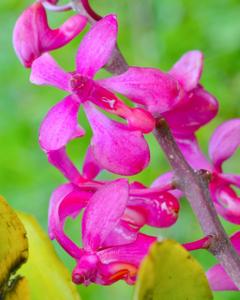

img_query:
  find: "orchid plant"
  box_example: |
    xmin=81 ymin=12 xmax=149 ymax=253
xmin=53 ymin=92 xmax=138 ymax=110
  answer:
xmin=13 ymin=0 xmax=240 ymax=295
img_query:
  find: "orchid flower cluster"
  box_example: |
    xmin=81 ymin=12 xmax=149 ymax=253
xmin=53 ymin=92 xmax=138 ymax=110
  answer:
xmin=13 ymin=0 xmax=240 ymax=291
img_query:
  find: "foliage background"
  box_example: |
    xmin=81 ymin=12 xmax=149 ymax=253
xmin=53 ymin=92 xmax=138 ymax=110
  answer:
xmin=1 ymin=0 xmax=240 ymax=299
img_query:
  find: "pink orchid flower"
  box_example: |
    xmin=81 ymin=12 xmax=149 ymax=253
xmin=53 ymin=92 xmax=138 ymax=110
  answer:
xmin=209 ymin=119 xmax=240 ymax=224
xmin=164 ymin=51 xmax=218 ymax=170
xmin=98 ymin=63 xmax=183 ymax=116
xmin=173 ymin=119 xmax=240 ymax=224
xmin=99 ymin=51 xmax=218 ymax=125
xmin=99 ymin=50 xmax=218 ymax=170
xmin=48 ymin=174 xmax=179 ymax=285
xmin=13 ymin=2 xmax=87 ymax=68
xmin=30 ymin=15 xmax=156 ymax=176
xmin=206 ymin=231 xmax=240 ymax=291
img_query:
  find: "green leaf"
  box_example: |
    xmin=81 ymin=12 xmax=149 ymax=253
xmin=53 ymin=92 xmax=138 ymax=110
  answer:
xmin=134 ymin=240 xmax=213 ymax=300
xmin=18 ymin=212 xmax=81 ymax=300
xmin=0 ymin=195 xmax=29 ymax=300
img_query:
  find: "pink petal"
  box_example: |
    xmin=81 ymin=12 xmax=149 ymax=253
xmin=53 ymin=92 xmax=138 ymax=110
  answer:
xmin=13 ymin=3 xmax=86 ymax=68
xmin=101 ymin=220 xmax=138 ymax=248
xmin=39 ymin=96 xmax=84 ymax=152
xmin=169 ymin=50 xmax=203 ymax=91
xmin=47 ymin=148 xmax=84 ymax=184
xmin=126 ymin=192 xmax=179 ymax=228
xmin=209 ymin=119 xmax=240 ymax=172
xmin=151 ymin=172 xmax=182 ymax=199
xmin=206 ymin=232 xmax=240 ymax=291
xmin=98 ymin=233 xmax=156 ymax=267
xmin=151 ymin=172 xmax=174 ymax=188
xmin=163 ymin=86 xmax=219 ymax=137
xmin=176 ymin=135 xmax=212 ymax=171
xmin=82 ymin=146 xmax=102 ymax=180
xmin=76 ymin=15 xmax=117 ymax=77
xmin=49 ymin=183 xmax=91 ymax=258
xmin=13 ymin=3 xmax=49 ymax=68
xmin=84 ymin=103 xmax=150 ymax=176
xmin=82 ymin=179 xmax=129 ymax=251
xmin=220 ymin=173 xmax=240 ymax=189
xmin=206 ymin=264 xmax=238 ymax=291
xmin=98 ymin=67 xmax=183 ymax=114
xmin=230 ymin=231 xmax=240 ymax=254
xmin=210 ymin=184 xmax=240 ymax=225
xmin=30 ymin=53 xmax=71 ymax=91
xmin=44 ymin=15 xmax=87 ymax=51
xmin=96 ymin=233 xmax=156 ymax=285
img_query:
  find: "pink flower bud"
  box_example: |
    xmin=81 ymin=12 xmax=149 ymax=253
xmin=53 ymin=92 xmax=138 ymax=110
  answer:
xmin=13 ymin=2 xmax=87 ymax=67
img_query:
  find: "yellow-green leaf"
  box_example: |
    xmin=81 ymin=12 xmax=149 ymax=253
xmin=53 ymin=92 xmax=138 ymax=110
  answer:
xmin=4 ymin=277 xmax=29 ymax=300
xmin=134 ymin=240 xmax=213 ymax=300
xmin=0 ymin=196 xmax=29 ymax=299
xmin=18 ymin=212 xmax=81 ymax=300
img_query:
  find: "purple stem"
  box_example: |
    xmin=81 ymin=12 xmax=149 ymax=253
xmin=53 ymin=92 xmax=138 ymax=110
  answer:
xmin=81 ymin=0 xmax=101 ymax=21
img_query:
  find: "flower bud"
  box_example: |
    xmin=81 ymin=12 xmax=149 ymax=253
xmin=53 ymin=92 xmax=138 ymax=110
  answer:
xmin=13 ymin=3 xmax=87 ymax=67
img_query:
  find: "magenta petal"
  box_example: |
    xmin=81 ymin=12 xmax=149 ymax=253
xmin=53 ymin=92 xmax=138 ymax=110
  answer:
xmin=39 ymin=96 xmax=84 ymax=152
xmin=48 ymin=183 xmax=90 ymax=258
xmin=151 ymin=172 xmax=182 ymax=199
xmin=209 ymin=119 xmax=240 ymax=171
xmin=47 ymin=148 xmax=83 ymax=184
xmin=176 ymin=135 xmax=212 ymax=170
xmin=99 ymin=67 xmax=182 ymax=114
xmin=82 ymin=146 xmax=102 ymax=180
xmin=76 ymin=15 xmax=117 ymax=77
xmin=13 ymin=3 xmax=86 ymax=68
xmin=230 ymin=231 xmax=240 ymax=254
xmin=84 ymin=103 xmax=150 ymax=176
xmin=169 ymin=50 xmax=203 ymax=91
xmin=211 ymin=185 xmax=240 ymax=225
xmin=220 ymin=173 xmax=240 ymax=189
xmin=163 ymin=86 xmax=218 ymax=136
xmin=82 ymin=179 xmax=129 ymax=251
xmin=102 ymin=220 xmax=138 ymax=247
xmin=45 ymin=15 xmax=87 ymax=51
xmin=30 ymin=53 xmax=71 ymax=91
xmin=13 ymin=3 xmax=48 ymax=68
xmin=127 ymin=192 xmax=179 ymax=228
xmin=151 ymin=172 xmax=174 ymax=188
xmin=98 ymin=233 xmax=156 ymax=267
xmin=206 ymin=264 xmax=238 ymax=291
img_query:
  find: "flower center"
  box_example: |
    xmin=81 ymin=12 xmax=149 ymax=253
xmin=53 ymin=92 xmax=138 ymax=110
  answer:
xmin=70 ymin=74 xmax=94 ymax=100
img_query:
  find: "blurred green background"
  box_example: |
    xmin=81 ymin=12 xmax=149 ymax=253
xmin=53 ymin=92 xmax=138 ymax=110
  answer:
xmin=1 ymin=0 xmax=240 ymax=299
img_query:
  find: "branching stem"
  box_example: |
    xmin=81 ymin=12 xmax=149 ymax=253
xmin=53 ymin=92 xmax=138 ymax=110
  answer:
xmin=154 ymin=119 xmax=240 ymax=289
